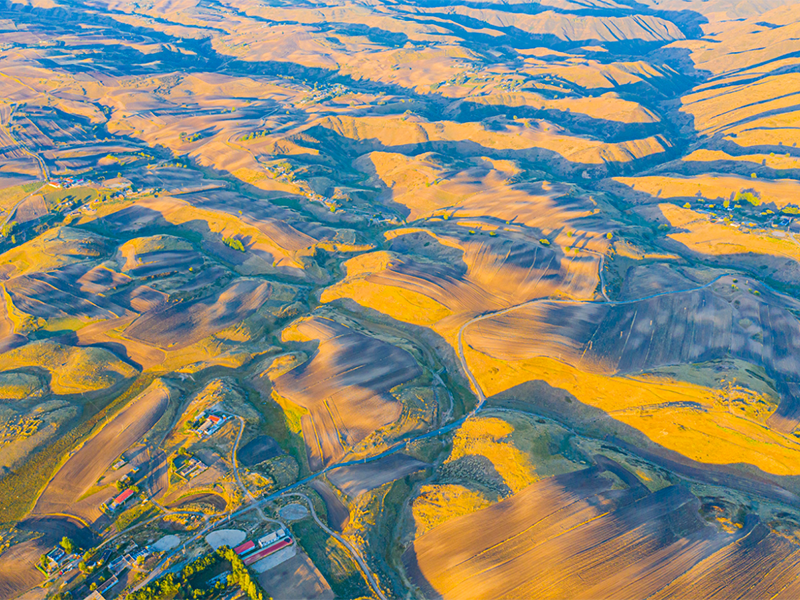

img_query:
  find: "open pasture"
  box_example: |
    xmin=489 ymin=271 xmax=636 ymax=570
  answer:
xmin=257 ymin=550 xmax=334 ymax=600
xmin=324 ymin=225 xmax=603 ymax=338
xmin=117 ymin=234 xmax=204 ymax=278
xmin=4 ymin=265 xmax=128 ymax=325
xmin=172 ymin=492 xmax=227 ymax=512
xmin=0 ymin=341 xmax=137 ymax=395
xmin=466 ymin=275 xmax=800 ymax=396
xmin=12 ymin=193 xmax=47 ymax=224
xmin=610 ymin=175 xmax=800 ymax=209
xmin=124 ymin=278 xmax=271 ymax=349
xmin=0 ymin=226 xmax=113 ymax=279
xmin=0 ymin=516 xmax=96 ymax=600
xmin=309 ymin=479 xmax=349 ymax=531
xmin=237 ymin=434 xmax=283 ymax=468
xmin=97 ymin=196 xmax=322 ymax=279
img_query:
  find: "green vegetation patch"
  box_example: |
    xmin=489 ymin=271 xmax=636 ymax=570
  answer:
xmin=733 ymin=190 xmax=761 ymax=206
xmin=115 ymin=500 xmax=159 ymax=531
xmin=222 ymin=237 xmax=246 ymax=252
xmin=0 ymin=372 xmax=43 ymax=401
xmin=292 ymin=519 xmax=372 ymax=599
xmin=129 ymin=546 xmax=265 ymax=600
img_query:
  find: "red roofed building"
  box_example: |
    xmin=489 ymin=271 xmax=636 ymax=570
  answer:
xmin=242 ymin=538 xmax=292 ymax=566
xmin=233 ymin=541 xmax=255 ymax=556
xmin=109 ymin=488 xmax=134 ymax=510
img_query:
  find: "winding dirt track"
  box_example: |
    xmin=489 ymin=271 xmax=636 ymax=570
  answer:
xmin=456 ymin=265 xmax=726 ymax=414
xmin=282 ymin=492 xmax=386 ymax=600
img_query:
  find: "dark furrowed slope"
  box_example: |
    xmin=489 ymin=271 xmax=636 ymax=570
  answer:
xmin=273 ymin=318 xmax=421 ymax=470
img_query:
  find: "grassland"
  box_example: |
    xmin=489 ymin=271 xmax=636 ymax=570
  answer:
xmin=464 ymin=347 xmax=800 ymax=479
xmin=0 ymin=341 xmax=137 ymax=395
xmin=291 ymin=517 xmax=373 ymax=599
xmin=0 ymin=373 xmax=156 ymax=524
xmin=256 ymin=551 xmax=334 ymax=600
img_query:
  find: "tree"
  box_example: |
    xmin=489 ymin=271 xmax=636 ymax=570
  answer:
xmin=223 ymin=237 xmax=245 ymax=252
xmin=60 ymin=537 xmax=75 ymax=554
xmin=1 ymin=221 xmax=16 ymax=238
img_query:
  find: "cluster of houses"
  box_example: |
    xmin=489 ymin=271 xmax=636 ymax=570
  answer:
xmin=232 ymin=528 xmax=293 ymax=567
xmin=82 ymin=543 xmax=150 ymax=600
xmin=41 ymin=546 xmax=72 ymax=574
xmin=84 ymin=572 xmax=119 ymax=600
xmin=47 ymin=177 xmax=93 ymax=189
xmin=108 ymin=543 xmax=150 ymax=576
xmin=190 ymin=410 xmax=231 ymax=436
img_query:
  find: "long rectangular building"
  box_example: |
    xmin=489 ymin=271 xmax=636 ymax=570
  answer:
xmin=233 ymin=541 xmax=255 ymax=556
xmin=242 ymin=539 xmax=292 ymax=566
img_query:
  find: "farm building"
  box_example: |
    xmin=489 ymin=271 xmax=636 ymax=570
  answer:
xmin=108 ymin=488 xmax=134 ymax=512
xmin=97 ymin=574 xmax=118 ymax=594
xmin=108 ymin=556 xmax=127 ymax=575
xmin=233 ymin=541 xmax=255 ymax=556
xmin=258 ymin=528 xmax=288 ymax=548
xmin=243 ymin=538 xmax=293 ymax=566
xmin=194 ymin=411 xmax=230 ymax=436
xmin=47 ymin=547 xmax=67 ymax=564
xmin=173 ymin=453 xmax=208 ymax=480
xmin=43 ymin=546 xmax=68 ymax=572
xmin=109 ymin=545 xmax=150 ymax=575
xmin=230 ymin=531 xmax=294 ymax=566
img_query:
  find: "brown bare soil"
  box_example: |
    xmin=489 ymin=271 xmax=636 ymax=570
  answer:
xmin=0 ymin=538 xmax=45 ymax=600
xmin=328 ymin=454 xmax=428 ymax=498
xmin=273 ymin=317 xmax=420 ymax=469
xmin=4 ymin=0 xmax=800 ymax=596
xmin=12 ymin=194 xmax=47 ymax=224
xmin=309 ymin=479 xmax=349 ymax=531
xmin=466 ymin=275 xmax=800 ymax=401
xmin=172 ymin=492 xmax=227 ymax=512
xmin=124 ymin=278 xmax=271 ymax=349
xmin=256 ymin=551 xmax=334 ymax=600
xmin=0 ymin=341 xmax=138 ymax=395
xmin=0 ymin=516 xmax=96 ymax=600
xmin=32 ymin=381 xmax=173 ymax=520
xmin=405 ymin=464 xmax=800 ymax=600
